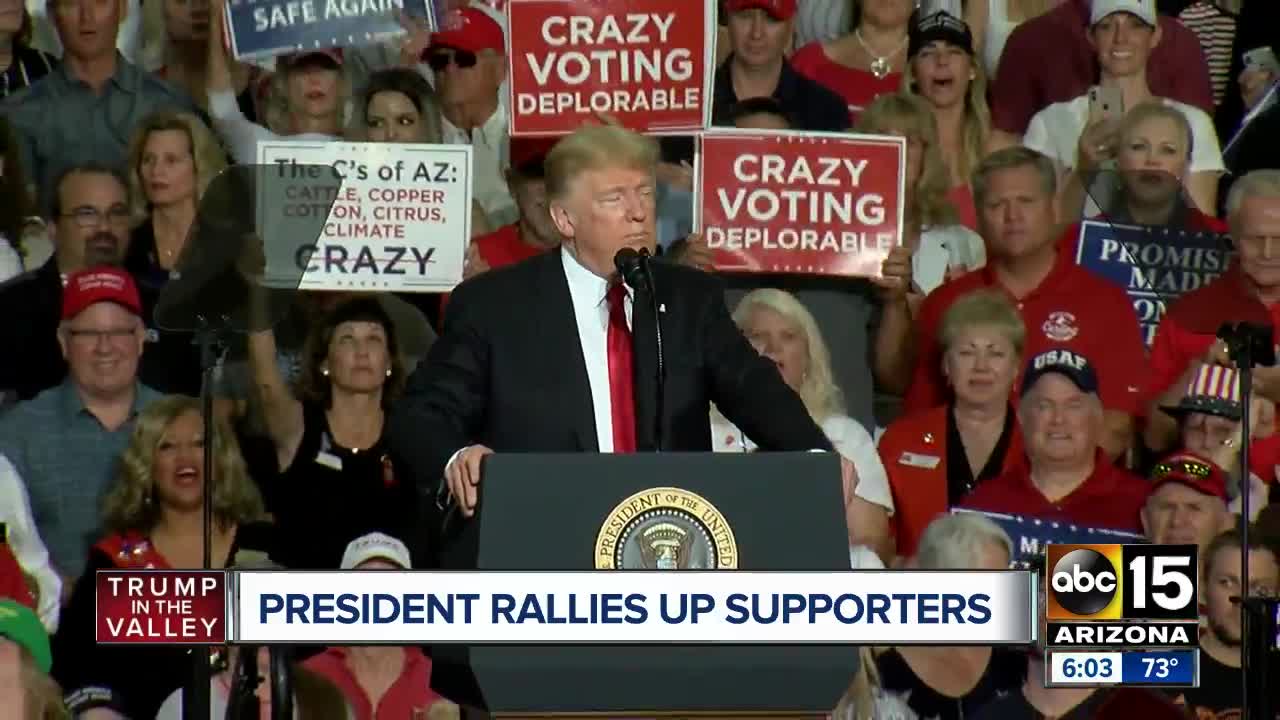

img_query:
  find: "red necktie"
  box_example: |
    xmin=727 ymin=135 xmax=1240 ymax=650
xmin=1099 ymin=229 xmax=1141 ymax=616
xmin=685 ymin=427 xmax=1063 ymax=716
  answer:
xmin=606 ymin=283 xmax=637 ymax=453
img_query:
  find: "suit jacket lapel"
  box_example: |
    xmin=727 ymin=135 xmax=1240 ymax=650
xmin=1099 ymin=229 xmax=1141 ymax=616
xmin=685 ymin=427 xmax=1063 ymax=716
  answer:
xmin=534 ymin=252 xmax=598 ymax=451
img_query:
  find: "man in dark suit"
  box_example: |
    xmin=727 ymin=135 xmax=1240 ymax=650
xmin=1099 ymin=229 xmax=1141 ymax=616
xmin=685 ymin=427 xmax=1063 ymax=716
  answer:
xmin=390 ymin=123 xmax=852 ymax=522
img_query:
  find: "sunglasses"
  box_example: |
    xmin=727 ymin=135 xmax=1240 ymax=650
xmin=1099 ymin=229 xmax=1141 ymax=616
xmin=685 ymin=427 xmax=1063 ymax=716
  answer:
xmin=426 ymin=49 xmax=478 ymax=72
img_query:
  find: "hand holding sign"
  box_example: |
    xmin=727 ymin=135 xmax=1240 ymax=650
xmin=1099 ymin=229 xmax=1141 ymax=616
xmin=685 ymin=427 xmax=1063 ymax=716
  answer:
xmin=673 ymin=231 xmax=713 ymax=270
xmin=871 ymin=244 xmax=914 ymax=298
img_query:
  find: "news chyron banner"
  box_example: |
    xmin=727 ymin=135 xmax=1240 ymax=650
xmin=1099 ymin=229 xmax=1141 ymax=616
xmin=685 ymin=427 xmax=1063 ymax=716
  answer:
xmin=506 ymin=0 xmax=714 ymax=135
xmin=1074 ymin=220 xmax=1232 ymax=347
xmin=255 ymin=140 xmax=473 ymax=292
xmin=224 ymin=0 xmax=436 ymax=60
xmin=94 ymin=570 xmax=1037 ymax=645
xmin=696 ymin=130 xmax=906 ymax=277
xmin=1043 ymin=544 xmax=1201 ymax=689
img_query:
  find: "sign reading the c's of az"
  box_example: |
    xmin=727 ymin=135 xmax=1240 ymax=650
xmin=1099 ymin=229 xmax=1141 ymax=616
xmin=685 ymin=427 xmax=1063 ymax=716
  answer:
xmin=224 ymin=0 xmax=436 ymax=61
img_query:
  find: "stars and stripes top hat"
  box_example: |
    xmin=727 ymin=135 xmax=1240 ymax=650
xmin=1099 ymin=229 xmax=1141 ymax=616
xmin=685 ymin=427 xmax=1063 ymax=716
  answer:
xmin=1160 ymin=364 xmax=1243 ymax=421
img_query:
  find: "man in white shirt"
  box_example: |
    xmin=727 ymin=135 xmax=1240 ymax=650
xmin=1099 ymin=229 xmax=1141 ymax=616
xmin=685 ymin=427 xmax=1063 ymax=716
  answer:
xmin=425 ymin=6 xmax=514 ymax=227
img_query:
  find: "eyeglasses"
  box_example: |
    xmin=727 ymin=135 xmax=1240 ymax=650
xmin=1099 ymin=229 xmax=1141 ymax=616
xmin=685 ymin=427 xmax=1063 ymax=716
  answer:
xmin=426 ymin=49 xmax=478 ymax=72
xmin=61 ymin=206 xmax=131 ymax=228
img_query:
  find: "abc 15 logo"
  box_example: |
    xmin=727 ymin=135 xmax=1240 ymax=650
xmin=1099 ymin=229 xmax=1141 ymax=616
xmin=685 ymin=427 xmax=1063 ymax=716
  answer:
xmin=1046 ymin=544 xmax=1199 ymax=621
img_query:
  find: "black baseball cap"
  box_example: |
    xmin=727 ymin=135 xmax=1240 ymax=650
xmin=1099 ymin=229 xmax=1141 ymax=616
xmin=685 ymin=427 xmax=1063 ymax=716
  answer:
xmin=1022 ymin=349 xmax=1099 ymax=395
xmin=909 ymin=11 xmax=975 ymax=58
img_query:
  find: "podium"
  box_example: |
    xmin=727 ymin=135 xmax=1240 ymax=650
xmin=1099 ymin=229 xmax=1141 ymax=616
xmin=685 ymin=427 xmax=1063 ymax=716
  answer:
xmin=431 ymin=452 xmax=861 ymax=718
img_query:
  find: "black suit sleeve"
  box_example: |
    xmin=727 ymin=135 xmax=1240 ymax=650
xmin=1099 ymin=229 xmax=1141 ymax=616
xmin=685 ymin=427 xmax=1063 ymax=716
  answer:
xmin=387 ymin=278 xmax=492 ymax=492
xmin=694 ymin=273 xmax=833 ymax=452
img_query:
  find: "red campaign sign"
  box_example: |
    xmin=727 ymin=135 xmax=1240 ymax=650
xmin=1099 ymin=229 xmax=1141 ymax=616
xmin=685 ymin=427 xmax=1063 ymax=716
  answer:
xmin=697 ymin=131 xmax=906 ymax=277
xmin=505 ymin=0 xmax=713 ymax=135
xmin=96 ymin=570 xmax=226 ymax=644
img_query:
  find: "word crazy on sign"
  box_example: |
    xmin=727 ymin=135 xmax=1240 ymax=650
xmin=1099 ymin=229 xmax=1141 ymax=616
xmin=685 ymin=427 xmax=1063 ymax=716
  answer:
xmin=697 ymin=131 xmax=905 ymax=277
xmin=256 ymin=141 xmax=473 ymax=292
xmin=96 ymin=570 xmax=226 ymax=644
xmin=224 ymin=0 xmax=434 ymax=60
xmin=1073 ymin=220 xmax=1232 ymax=347
xmin=506 ymin=0 xmax=713 ymax=134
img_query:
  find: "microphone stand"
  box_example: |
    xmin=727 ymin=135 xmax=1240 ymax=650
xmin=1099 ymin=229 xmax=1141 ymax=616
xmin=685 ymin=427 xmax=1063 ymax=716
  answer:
xmin=1219 ymin=322 xmax=1269 ymax=719
xmin=638 ymin=252 xmax=664 ymax=452
xmin=184 ymin=315 xmax=227 ymax=720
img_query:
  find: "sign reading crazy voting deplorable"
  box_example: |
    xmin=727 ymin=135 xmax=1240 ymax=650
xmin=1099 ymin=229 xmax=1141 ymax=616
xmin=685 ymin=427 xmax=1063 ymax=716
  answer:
xmin=256 ymin=141 xmax=473 ymax=292
xmin=1074 ymin=221 xmax=1233 ymax=347
xmin=224 ymin=0 xmax=434 ymax=60
xmin=950 ymin=508 xmax=1145 ymax=570
xmin=697 ymin=131 xmax=906 ymax=277
xmin=505 ymin=0 xmax=713 ymax=135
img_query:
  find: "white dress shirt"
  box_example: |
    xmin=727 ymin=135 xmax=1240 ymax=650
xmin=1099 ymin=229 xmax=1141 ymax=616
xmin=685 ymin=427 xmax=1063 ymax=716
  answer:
xmin=561 ymin=247 xmax=633 ymax=453
xmin=0 ymin=453 xmax=61 ymax=632
xmin=441 ymin=107 xmax=516 ymax=227
xmin=445 ymin=247 xmax=632 ymax=474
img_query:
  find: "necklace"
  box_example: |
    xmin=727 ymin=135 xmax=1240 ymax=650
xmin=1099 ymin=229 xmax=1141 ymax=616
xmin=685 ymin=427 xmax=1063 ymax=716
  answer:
xmin=854 ymin=28 xmax=907 ymax=80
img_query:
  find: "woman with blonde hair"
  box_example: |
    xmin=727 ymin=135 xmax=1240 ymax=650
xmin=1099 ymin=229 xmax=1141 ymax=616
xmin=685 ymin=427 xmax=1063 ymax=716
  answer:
xmin=711 ymin=289 xmax=894 ymax=565
xmin=902 ymin=11 xmax=992 ymax=230
xmin=52 ymin=395 xmax=266 ymax=719
xmin=124 ymin=110 xmax=229 ymax=395
xmin=855 ymin=93 xmax=986 ymax=298
xmin=206 ymin=0 xmax=347 ymax=164
xmin=877 ymin=289 xmax=1024 ymax=558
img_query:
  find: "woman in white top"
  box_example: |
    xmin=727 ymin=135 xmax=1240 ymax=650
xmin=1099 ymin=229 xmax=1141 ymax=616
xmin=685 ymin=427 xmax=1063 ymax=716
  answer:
xmin=206 ymin=0 xmax=347 ymax=165
xmin=854 ymin=93 xmax=986 ymax=296
xmin=710 ymin=289 xmax=894 ymax=565
xmin=1023 ymin=0 xmax=1224 ymax=215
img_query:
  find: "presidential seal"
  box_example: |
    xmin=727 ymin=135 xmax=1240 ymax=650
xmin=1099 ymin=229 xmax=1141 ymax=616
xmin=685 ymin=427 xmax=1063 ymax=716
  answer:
xmin=594 ymin=487 xmax=739 ymax=570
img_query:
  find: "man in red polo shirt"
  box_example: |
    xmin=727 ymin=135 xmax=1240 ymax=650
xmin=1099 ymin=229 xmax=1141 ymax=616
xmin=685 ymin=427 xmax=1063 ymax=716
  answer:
xmin=989 ymin=0 xmax=1212 ymax=140
xmin=961 ymin=349 xmax=1150 ymax=532
xmin=1144 ymin=170 xmax=1280 ymax=467
xmin=903 ymin=146 xmax=1147 ymax=457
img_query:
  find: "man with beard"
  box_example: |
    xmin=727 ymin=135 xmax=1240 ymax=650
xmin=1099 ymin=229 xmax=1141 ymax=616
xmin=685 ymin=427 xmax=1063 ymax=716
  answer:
xmin=1178 ymin=528 xmax=1280 ymax=718
xmin=0 ymin=164 xmax=132 ymax=403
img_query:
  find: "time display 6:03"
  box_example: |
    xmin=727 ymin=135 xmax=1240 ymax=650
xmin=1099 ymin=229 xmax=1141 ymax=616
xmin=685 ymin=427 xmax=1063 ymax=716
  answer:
xmin=1060 ymin=656 xmax=1113 ymax=678
xmin=1048 ymin=652 xmax=1124 ymax=685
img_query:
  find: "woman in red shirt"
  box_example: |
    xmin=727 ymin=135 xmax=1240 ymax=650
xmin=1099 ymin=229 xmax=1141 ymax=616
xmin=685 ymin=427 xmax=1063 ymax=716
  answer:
xmin=790 ymin=0 xmax=913 ymax=122
xmin=878 ymin=289 xmax=1025 ymax=558
xmin=52 ymin=395 xmax=267 ymax=719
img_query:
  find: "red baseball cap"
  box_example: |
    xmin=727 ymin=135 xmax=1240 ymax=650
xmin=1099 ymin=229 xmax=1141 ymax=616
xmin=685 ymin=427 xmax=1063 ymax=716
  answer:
xmin=725 ymin=0 xmax=798 ymax=20
xmin=1150 ymin=451 xmax=1228 ymax=501
xmin=62 ymin=267 xmax=142 ymax=321
xmin=508 ymin=136 xmax=559 ymax=176
xmin=429 ymin=8 xmax=505 ymax=54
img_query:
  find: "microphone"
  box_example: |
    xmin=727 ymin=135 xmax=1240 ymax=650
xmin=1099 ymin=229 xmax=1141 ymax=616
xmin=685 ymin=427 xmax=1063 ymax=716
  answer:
xmin=611 ymin=247 xmax=664 ymax=451
xmin=613 ymin=247 xmax=650 ymax=291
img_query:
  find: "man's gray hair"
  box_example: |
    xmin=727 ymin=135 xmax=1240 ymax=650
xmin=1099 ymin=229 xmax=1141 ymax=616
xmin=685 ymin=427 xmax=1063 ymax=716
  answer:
xmin=971 ymin=145 xmax=1058 ymax=209
xmin=915 ymin=513 xmax=1013 ymax=570
xmin=1226 ymin=169 xmax=1280 ymax=220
